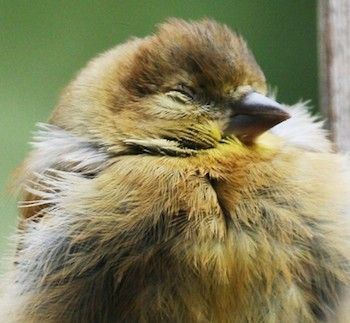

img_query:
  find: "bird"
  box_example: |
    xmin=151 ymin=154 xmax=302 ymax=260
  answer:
xmin=1 ymin=18 xmax=350 ymax=323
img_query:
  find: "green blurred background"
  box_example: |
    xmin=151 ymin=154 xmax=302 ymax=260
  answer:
xmin=0 ymin=1 xmax=317 ymax=268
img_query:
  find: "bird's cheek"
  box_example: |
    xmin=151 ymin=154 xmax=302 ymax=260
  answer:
xmin=147 ymin=96 xmax=199 ymax=120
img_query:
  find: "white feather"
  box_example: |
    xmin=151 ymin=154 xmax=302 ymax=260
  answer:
xmin=15 ymin=123 xmax=109 ymax=190
xmin=271 ymin=102 xmax=333 ymax=153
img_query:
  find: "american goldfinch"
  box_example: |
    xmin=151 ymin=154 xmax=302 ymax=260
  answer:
xmin=1 ymin=19 xmax=349 ymax=323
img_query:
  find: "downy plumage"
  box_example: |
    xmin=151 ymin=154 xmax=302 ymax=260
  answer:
xmin=1 ymin=19 xmax=350 ymax=323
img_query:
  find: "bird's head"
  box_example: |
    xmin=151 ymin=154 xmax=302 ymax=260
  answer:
xmin=51 ymin=19 xmax=290 ymax=156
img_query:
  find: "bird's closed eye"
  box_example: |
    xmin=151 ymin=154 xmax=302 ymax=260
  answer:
xmin=166 ymin=85 xmax=195 ymax=103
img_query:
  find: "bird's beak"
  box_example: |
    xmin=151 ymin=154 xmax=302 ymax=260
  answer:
xmin=226 ymin=92 xmax=290 ymax=143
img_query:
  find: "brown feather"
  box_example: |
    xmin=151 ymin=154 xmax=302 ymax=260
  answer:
xmin=1 ymin=19 xmax=350 ymax=323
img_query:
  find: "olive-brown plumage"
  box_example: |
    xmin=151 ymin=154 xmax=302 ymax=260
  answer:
xmin=1 ymin=19 xmax=350 ymax=323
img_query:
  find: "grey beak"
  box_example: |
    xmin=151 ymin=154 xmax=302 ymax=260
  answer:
xmin=225 ymin=92 xmax=290 ymax=143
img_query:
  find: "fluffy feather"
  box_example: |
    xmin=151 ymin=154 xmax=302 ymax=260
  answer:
xmin=1 ymin=19 xmax=350 ymax=323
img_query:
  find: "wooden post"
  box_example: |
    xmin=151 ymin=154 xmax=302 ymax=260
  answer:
xmin=318 ymin=0 xmax=350 ymax=152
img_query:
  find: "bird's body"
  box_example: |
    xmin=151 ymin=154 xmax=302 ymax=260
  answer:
xmin=1 ymin=19 xmax=350 ymax=322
